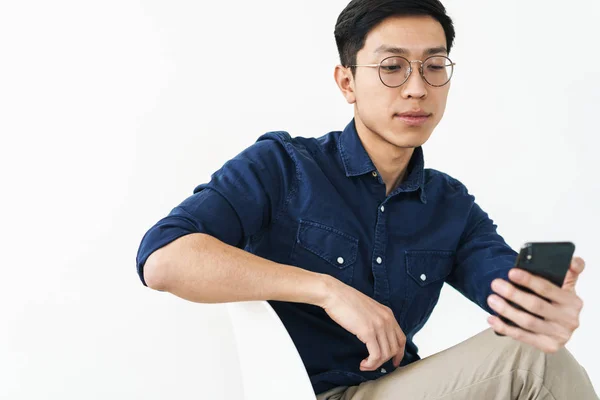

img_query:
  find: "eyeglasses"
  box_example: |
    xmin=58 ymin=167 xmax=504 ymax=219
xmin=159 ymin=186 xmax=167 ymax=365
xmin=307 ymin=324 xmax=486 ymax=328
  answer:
xmin=348 ymin=55 xmax=455 ymax=88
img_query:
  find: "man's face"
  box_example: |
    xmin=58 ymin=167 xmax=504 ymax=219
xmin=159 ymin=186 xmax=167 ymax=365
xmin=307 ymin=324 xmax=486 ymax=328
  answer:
xmin=346 ymin=15 xmax=451 ymax=148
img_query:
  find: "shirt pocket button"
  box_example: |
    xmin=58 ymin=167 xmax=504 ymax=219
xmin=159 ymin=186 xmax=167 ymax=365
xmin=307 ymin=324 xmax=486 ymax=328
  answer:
xmin=293 ymin=219 xmax=359 ymax=285
xmin=403 ymin=250 xmax=455 ymax=324
xmin=405 ymin=250 xmax=454 ymax=288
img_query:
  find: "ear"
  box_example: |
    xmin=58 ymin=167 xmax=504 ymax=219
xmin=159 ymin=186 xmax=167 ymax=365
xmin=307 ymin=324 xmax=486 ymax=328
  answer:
xmin=334 ymin=65 xmax=356 ymax=104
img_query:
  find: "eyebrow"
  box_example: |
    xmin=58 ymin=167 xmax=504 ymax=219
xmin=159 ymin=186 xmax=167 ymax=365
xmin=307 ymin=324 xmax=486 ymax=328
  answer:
xmin=374 ymin=45 xmax=448 ymax=56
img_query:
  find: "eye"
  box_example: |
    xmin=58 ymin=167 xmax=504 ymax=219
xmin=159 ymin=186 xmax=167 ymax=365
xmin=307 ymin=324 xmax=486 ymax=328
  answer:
xmin=381 ymin=65 xmax=403 ymax=72
xmin=427 ymin=65 xmax=446 ymax=71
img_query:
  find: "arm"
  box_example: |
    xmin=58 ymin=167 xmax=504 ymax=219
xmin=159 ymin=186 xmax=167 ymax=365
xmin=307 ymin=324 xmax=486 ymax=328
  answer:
xmin=446 ymin=185 xmax=585 ymax=352
xmin=136 ymin=134 xmax=407 ymax=371
xmin=445 ymin=191 xmax=518 ymax=317
xmin=143 ymin=231 xmax=330 ymax=306
xmin=143 ymin=215 xmax=407 ymax=371
xmin=136 ymin=134 xmax=326 ymax=305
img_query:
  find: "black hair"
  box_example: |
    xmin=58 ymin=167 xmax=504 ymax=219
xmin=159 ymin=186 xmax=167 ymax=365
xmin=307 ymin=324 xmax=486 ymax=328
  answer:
xmin=334 ymin=0 xmax=455 ymax=74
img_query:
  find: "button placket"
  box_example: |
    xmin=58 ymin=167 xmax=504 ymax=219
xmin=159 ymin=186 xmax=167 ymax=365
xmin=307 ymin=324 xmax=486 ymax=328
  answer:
xmin=372 ymin=200 xmax=390 ymax=303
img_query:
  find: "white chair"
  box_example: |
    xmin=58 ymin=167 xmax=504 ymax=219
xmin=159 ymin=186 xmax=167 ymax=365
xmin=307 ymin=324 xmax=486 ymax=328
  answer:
xmin=227 ymin=301 xmax=316 ymax=400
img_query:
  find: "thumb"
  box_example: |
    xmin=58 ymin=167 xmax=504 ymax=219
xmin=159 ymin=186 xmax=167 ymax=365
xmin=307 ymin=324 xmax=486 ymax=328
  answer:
xmin=562 ymin=257 xmax=585 ymax=293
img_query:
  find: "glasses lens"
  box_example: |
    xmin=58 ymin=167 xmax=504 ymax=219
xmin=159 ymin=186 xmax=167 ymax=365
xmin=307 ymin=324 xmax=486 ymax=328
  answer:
xmin=422 ymin=56 xmax=453 ymax=86
xmin=379 ymin=57 xmax=411 ymax=87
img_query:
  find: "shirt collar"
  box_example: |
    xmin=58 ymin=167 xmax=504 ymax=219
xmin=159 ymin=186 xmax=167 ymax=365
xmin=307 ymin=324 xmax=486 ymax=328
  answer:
xmin=338 ymin=119 xmax=428 ymax=204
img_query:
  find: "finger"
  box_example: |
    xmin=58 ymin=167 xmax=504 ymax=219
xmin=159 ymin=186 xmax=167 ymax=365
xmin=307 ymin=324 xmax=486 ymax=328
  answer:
xmin=508 ymin=269 xmax=568 ymax=304
xmin=392 ymin=325 xmax=405 ymax=367
xmin=384 ymin=326 xmax=398 ymax=366
xmin=487 ymin=315 xmax=562 ymax=353
xmin=365 ymin=330 xmax=391 ymax=371
xmin=490 ymin=278 xmax=557 ymax=320
xmin=487 ymin=294 xmax=569 ymax=338
xmin=360 ymin=333 xmax=382 ymax=371
xmin=377 ymin=328 xmax=392 ymax=364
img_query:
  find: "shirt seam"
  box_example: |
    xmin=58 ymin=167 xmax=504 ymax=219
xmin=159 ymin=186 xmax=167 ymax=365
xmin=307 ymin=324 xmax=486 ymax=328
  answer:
xmin=430 ymin=368 xmax=556 ymax=400
xmin=270 ymin=132 xmax=300 ymax=227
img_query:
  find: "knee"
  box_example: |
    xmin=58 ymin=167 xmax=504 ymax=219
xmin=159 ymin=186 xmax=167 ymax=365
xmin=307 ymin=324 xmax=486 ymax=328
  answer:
xmin=499 ymin=334 xmax=547 ymax=365
xmin=544 ymin=344 xmax=581 ymax=373
xmin=484 ymin=330 xmax=596 ymax=397
xmin=497 ymin=332 xmax=582 ymax=376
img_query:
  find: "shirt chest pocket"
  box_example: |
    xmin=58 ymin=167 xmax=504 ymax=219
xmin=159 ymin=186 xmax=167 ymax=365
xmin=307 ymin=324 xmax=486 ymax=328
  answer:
xmin=290 ymin=219 xmax=358 ymax=286
xmin=402 ymin=250 xmax=455 ymax=326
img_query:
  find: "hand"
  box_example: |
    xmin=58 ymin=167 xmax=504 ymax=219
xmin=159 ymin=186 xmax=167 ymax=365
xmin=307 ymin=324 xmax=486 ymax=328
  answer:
xmin=320 ymin=276 xmax=406 ymax=371
xmin=486 ymin=257 xmax=585 ymax=352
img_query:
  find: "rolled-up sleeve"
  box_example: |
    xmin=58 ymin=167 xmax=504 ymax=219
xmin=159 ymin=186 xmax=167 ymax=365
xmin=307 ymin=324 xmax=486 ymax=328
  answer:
xmin=445 ymin=190 xmax=518 ymax=316
xmin=135 ymin=132 xmax=296 ymax=286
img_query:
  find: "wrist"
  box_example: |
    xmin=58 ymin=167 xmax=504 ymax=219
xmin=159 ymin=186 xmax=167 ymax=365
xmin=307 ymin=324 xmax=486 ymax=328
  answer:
xmin=310 ymin=273 xmax=337 ymax=308
xmin=274 ymin=266 xmax=339 ymax=308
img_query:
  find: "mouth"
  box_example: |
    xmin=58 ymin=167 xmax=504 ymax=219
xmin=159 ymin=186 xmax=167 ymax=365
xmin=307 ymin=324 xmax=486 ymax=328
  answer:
xmin=394 ymin=111 xmax=432 ymax=127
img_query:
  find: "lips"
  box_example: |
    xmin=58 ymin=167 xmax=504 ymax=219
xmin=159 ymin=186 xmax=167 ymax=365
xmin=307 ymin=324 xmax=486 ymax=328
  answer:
xmin=397 ymin=111 xmax=430 ymax=117
xmin=395 ymin=111 xmax=431 ymax=126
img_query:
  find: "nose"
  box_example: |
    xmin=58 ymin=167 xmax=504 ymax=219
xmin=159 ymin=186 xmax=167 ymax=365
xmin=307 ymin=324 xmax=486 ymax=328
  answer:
xmin=401 ymin=63 xmax=427 ymax=99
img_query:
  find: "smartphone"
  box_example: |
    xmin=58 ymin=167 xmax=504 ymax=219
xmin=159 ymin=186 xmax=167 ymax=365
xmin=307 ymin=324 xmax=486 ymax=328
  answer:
xmin=494 ymin=241 xmax=575 ymax=336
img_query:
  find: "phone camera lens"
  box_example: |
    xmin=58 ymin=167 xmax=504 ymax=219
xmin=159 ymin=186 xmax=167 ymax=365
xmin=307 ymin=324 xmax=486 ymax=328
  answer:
xmin=525 ymin=245 xmax=533 ymax=262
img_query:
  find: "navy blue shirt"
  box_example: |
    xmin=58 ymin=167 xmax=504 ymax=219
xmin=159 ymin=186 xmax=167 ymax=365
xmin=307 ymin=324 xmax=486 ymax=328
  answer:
xmin=136 ymin=119 xmax=517 ymax=395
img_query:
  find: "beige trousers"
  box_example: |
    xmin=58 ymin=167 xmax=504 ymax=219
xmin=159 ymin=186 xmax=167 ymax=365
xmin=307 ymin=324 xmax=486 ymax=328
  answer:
xmin=316 ymin=328 xmax=598 ymax=400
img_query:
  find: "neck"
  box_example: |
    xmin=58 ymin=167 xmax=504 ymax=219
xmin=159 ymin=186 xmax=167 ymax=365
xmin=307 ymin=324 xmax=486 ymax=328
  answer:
xmin=355 ymin=119 xmax=415 ymax=196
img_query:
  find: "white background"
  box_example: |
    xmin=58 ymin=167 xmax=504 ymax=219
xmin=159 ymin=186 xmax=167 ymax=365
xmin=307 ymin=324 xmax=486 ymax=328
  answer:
xmin=1 ymin=0 xmax=599 ymax=398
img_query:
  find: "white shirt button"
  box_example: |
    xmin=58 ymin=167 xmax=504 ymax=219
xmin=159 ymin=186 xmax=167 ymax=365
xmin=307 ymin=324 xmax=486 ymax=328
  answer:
xmin=380 ymin=368 xmax=387 ymax=373
xmin=372 ymin=171 xmax=378 ymax=177
xmin=337 ymin=257 xmax=344 ymax=265
xmin=376 ymin=257 xmax=382 ymax=264
xmin=420 ymin=274 xmax=427 ymax=281
xmin=380 ymin=205 xmax=385 ymax=213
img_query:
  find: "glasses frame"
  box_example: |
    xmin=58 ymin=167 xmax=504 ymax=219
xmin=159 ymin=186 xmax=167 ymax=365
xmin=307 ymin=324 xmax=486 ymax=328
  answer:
xmin=348 ymin=55 xmax=456 ymax=88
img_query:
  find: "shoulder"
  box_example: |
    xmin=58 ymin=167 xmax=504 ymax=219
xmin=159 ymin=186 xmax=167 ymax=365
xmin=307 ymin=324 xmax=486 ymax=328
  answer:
xmin=212 ymin=130 xmax=338 ymax=188
xmin=254 ymin=129 xmax=340 ymax=165
xmin=225 ymin=131 xmax=300 ymax=168
xmin=257 ymin=130 xmax=339 ymax=151
xmin=424 ymin=168 xmax=474 ymax=202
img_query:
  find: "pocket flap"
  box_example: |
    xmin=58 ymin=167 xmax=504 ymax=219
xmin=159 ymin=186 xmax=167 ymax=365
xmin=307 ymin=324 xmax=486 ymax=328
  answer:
xmin=405 ymin=250 xmax=455 ymax=286
xmin=296 ymin=219 xmax=358 ymax=269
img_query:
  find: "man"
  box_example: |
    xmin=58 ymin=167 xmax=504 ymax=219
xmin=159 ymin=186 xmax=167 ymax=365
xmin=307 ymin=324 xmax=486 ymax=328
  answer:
xmin=136 ymin=0 xmax=598 ymax=398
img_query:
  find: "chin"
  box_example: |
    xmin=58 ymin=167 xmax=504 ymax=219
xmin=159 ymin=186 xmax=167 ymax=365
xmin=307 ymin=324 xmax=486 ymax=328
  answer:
xmin=383 ymin=129 xmax=430 ymax=148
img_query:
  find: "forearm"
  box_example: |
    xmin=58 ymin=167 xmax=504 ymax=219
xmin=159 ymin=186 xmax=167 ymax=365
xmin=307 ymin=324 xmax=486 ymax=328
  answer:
xmin=143 ymin=232 xmax=330 ymax=306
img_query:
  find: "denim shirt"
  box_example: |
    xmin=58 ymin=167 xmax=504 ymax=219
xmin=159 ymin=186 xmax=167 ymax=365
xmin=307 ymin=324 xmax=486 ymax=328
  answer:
xmin=136 ymin=119 xmax=517 ymax=395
